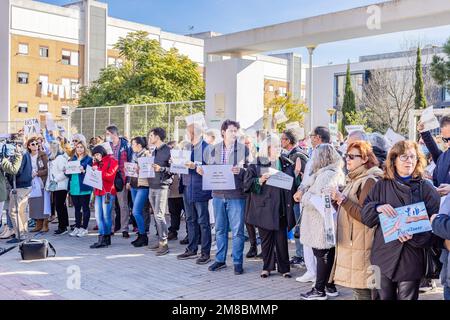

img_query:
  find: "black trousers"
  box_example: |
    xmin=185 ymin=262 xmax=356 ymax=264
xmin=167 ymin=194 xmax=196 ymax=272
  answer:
xmin=54 ymin=190 xmax=69 ymax=230
xmin=51 ymin=192 xmax=56 ymax=216
xmin=312 ymin=247 xmax=336 ymax=292
xmin=168 ymin=197 xmax=185 ymax=234
xmin=258 ymin=218 xmax=290 ymax=274
xmin=246 ymin=223 xmax=258 ymax=247
xmin=72 ymin=194 xmax=91 ymax=230
xmin=378 ymin=274 xmax=420 ymax=300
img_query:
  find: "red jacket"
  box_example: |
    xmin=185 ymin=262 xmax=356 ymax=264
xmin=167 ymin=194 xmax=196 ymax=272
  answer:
xmin=93 ymin=155 xmax=118 ymax=196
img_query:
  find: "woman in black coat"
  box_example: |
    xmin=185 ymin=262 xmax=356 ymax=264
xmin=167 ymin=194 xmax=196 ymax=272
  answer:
xmin=244 ymin=135 xmax=297 ymax=278
xmin=361 ymin=140 xmax=440 ymax=300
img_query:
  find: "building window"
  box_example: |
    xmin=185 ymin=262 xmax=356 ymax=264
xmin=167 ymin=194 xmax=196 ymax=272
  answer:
xmin=38 ymin=103 xmax=48 ymax=113
xmin=108 ymin=57 xmax=123 ymax=68
xmin=62 ymin=50 xmax=79 ymax=66
xmin=17 ymin=72 xmax=29 ymax=84
xmin=279 ymin=87 xmax=287 ymax=96
xmin=39 ymin=46 xmax=49 ymax=58
xmin=18 ymin=102 xmax=28 ymax=113
xmin=334 ymin=72 xmax=364 ymax=107
xmin=268 ymin=85 xmax=274 ymax=92
xmin=18 ymin=43 xmax=28 ymax=55
xmin=39 ymin=75 xmax=48 ymax=85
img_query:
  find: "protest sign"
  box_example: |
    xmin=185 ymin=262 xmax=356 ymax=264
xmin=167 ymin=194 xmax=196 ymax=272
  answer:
xmin=65 ymin=161 xmax=81 ymax=175
xmin=379 ymin=202 xmax=432 ymax=243
xmin=202 ymin=165 xmax=236 ymax=191
xmin=24 ymin=119 xmax=41 ymax=136
xmin=170 ymin=149 xmax=191 ymax=175
xmin=384 ymin=128 xmax=405 ymax=147
xmin=138 ymin=157 xmax=155 ymax=178
xmin=261 ymin=167 xmax=294 ymax=190
xmin=124 ymin=162 xmax=138 ymax=178
xmin=420 ymin=106 xmax=440 ymax=132
xmin=83 ymin=165 xmax=103 ymax=190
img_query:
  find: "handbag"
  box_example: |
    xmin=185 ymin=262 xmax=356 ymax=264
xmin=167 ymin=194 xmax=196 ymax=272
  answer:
xmin=19 ymin=239 xmax=56 ymax=261
xmin=46 ymin=176 xmax=58 ymax=192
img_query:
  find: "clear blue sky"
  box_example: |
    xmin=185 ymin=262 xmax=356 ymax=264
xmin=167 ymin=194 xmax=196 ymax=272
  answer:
xmin=39 ymin=0 xmax=450 ymax=66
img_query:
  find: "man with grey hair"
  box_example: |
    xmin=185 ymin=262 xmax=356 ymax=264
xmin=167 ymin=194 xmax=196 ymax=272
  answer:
xmin=346 ymin=130 xmax=368 ymax=145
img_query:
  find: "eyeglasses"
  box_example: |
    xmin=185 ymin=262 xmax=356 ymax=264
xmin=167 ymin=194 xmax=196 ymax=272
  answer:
xmin=398 ymin=154 xmax=417 ymax=162
xmin=345 ymin=154 xmax=362 ymax=160
xmin=442 ymin=137 xmax=450 ymax=143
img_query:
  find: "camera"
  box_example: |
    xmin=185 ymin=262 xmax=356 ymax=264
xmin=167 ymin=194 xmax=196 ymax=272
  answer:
xmin=0 ymin=134 xmax=23 ymax=160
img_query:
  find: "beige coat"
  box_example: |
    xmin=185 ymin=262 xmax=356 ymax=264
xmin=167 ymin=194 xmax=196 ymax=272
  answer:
xmin=332 ymin=166 xmax=383 ymax=289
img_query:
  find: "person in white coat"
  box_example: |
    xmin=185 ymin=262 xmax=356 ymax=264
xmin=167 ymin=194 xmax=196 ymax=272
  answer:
xmin=46 ymin=141 xmax=69 ymax=235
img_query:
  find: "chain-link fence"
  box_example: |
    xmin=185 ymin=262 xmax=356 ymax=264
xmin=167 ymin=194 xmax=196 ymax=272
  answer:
xmin=70 ymin=100 xmax=205 ymax=142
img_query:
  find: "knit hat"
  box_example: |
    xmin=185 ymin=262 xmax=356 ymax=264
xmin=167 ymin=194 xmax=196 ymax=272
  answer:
xmin=91 ymin=145 xmax=107 ymax=157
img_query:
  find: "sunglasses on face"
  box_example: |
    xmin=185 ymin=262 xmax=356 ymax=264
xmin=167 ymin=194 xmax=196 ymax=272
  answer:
xmin=29 ymin=142 xmax=38 ymax=147
xmin=345 ymin=154 xmax=362 ymax=160
xmin=442 ymin=137 xmax=450 ymax=143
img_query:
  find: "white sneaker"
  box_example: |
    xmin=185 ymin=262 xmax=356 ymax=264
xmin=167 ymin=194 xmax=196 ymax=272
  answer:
xmin=76 ymin=228 xmax=88 ymax=237
xmin=296 ymin=272 xmax=316 ymax=283
xmin=0 ymin=227 xmax=15 ymax=239
xmin=69 ymin=228 xmax=80 ymax=237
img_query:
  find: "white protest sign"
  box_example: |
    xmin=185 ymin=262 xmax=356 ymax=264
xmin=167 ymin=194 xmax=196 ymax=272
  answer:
xmin=45 ymin=113 xmax=57 ymax=131
xmin=83 ymin=165 xmax=103 ymax=190
xmin=329 ymin=123 xmax=338 ymax=144
xmin=345 ymin=125 xmax=364 ymax=134
xmin=285 ymin=122 xmax=305 ymax=140
xmin=420 ymin=106 xmax=440 ymax=132
xmin=384 ymin=128 xmax=405 ymax=147
xmin=138 ymin=157 xmax=155 ymax=178
xmin=170 ymin=149 xmax=191 ymax=175
xmin=274 ymin=109 xmax=288 ymax=124
xmin=261 ymin=167 xmax=294 ymax=190
xmin=65 ymin=160 xmax=81 ymax=175
xmin=124 ymin=162 xmax=138 ymax=178
xmin=101 ymin=142 xmax=113 ymax=155
xmin=24 ymin=119 xmax=41 ymax=136
xmin=202 ymin=165 xmax=236 ymax=191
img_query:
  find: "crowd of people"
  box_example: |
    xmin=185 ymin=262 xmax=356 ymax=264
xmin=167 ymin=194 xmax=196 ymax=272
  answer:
xmin=0 ymin=115 xmax=449 ymax=301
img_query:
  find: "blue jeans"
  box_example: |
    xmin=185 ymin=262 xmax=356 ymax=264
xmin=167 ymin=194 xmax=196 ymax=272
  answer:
xmin=445 ymin=285 xmax=450 ymax=301
xmin=213 ymin=198 xmax=246 ymax=265
xmin=131 ymin=188 xmax=149 ymax=235
xmin=293 ymin=203 xmax=303 ymax=258
xmin=95 ymin=195 xmax=115 ymax=236
xmin=183 ymin=191 xmax=211 ymax=255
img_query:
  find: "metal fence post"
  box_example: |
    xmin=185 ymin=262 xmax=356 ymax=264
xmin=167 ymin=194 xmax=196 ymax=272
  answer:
xmin=124 ymin=104 xmax=131 ymax=139
xmin=80 ymin=109 xmax=83 ymax=135
xmin=93 ymin=108 xmax=97 ymax=138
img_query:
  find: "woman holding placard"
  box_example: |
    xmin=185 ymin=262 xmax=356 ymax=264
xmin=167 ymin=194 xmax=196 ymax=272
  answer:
xmin=66 ymin=141 xmax=93 ymax=238
xmin=243 ymin=135 xmax=297 ymax=280
xmin=361 ymin=141 xmax=440 ymax=300
xmin=46 ymin=141 xmax=69 ymax=235
xmin=126 ymin=137 xmax=150 ymax=247
xmin=89 ymin=145 xmax=118 ymax=249
xmin=27 ymin=137 xmax=49 ymax=233
xmin=298 ymin=144 xmax=345 ymax=300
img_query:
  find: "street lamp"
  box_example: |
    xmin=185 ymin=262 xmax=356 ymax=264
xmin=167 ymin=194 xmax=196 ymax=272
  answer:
xmin=327 ymin=108 xmax=336 ymax=123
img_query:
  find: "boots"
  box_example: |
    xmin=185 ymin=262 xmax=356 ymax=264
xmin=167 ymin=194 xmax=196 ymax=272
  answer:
xmin=105 ymin=234 xmax=111 ymax=246
xmin=90 ymin=235 xmax=108 ymax=249
xmin=41 ymin=219 xmax=49 ymax=233
xmin=31 ymin=219 xmax=43 ymax=233
xmin=246 ymin=245 xmax=258 ymax=258
xmin=133 ymin=234 xmax=149 ymax=248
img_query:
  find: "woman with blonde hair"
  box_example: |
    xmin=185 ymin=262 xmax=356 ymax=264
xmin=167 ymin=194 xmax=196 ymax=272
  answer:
xmin=46 ymin=141 xmax=69 ymax=235
xmin=27 ymin=137 xmax=49 ymax=233
xmin=361 ymin=140 xmax=440 ymax=300
xmin=299 ymin=143 xmax=345 ymax=300
xmin=67 ymin=140 xmax=93 ymax=237
xmin=330 ymin=141 xmax=383 ymax=300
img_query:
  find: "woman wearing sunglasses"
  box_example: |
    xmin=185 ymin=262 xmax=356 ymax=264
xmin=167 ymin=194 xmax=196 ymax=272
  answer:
xmin=329 ymin=141 xmax=383 ymax=300
xmin=27 ymin=137 xmax=49 ymax=233
xmin=361 ymin=140 xmax=440 ymax=300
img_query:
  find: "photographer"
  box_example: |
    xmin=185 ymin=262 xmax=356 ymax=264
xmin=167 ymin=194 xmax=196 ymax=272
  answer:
xmin=0 ymin=144 xmax=32 ymax=243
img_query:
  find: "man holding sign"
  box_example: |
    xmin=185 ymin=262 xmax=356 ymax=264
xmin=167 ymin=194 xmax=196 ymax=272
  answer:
xmin=200 ymin=120 xmax=250 ymax=275
xmin=147 ymin=127 xmax=173 ymax=256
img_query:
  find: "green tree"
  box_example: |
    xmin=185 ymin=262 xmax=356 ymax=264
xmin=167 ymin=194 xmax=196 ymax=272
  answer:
xmin=78 ymin=31 xmax=205 ymax=107
xmin=414 ymin=47 xmax=427 ymax=109
xmin=431 ymin=37 xmax=450 ymax=91
xmin=265 ymin=93 xmax=308 ymax=132
xmin=345 ymin=110 xmax=372 ymax=133
xmin=341 ymin=61 xmax=356 ymax=132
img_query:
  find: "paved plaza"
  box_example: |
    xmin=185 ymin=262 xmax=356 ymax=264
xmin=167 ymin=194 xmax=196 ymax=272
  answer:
xmin=0 ymin=208 xmax=443 ymax=300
